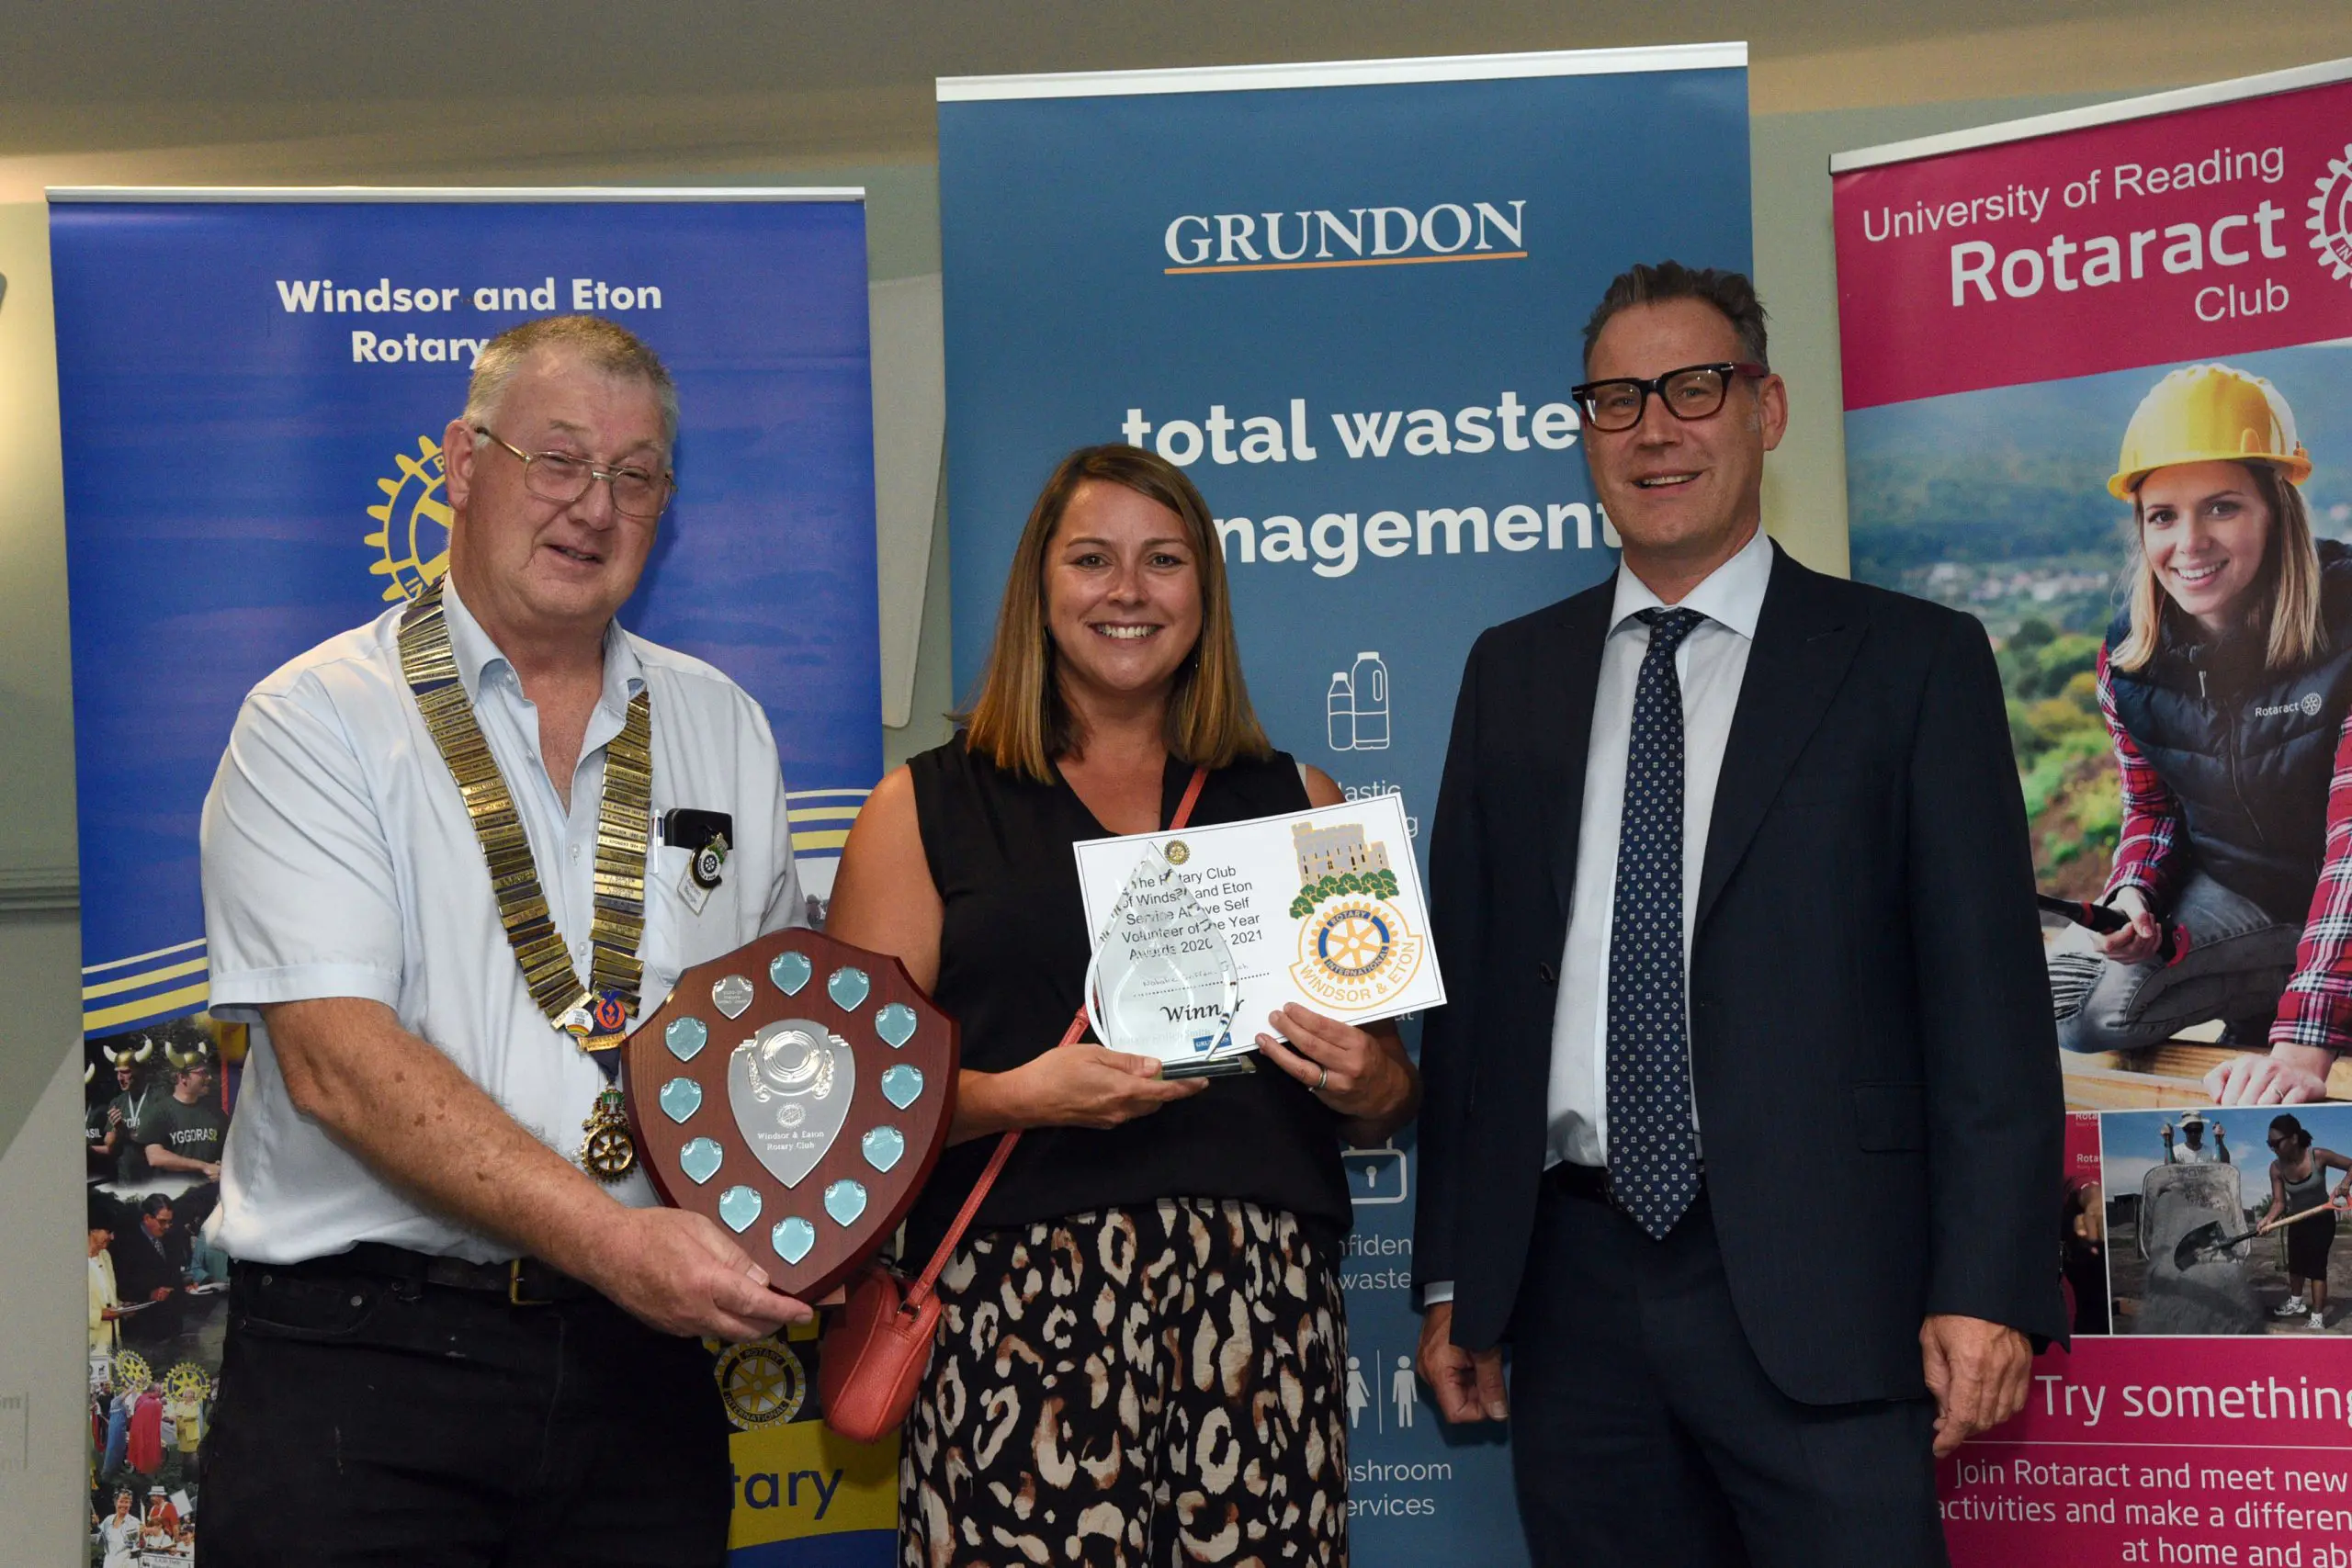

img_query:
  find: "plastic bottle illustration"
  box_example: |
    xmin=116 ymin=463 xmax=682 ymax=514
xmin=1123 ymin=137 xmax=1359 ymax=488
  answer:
xmin=1348 ymin=651 xmax=1389 ymax=750
xmin=1327 ymin=671 xmax=1355 ymax=751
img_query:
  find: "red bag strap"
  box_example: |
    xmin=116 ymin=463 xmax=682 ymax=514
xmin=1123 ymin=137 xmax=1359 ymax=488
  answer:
xmin=1169 ymin=763 xmax=1210 ymax=831
xmin=905 ymin=764 xmax=1211 ymax=1306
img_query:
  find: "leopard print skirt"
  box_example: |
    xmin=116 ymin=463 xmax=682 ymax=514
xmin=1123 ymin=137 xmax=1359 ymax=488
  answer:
xmin=899 ymin=1198 xmax=1350 ymax=1568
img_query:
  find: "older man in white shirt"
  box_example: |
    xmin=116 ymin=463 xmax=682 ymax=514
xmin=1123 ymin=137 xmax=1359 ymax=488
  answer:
xmin=198 ymin=315 xmax=809 ymax=1566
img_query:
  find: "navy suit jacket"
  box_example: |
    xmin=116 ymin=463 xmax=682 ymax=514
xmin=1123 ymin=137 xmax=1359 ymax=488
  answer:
xmin=1412 ymin=544 xmax=2067 ymax=1404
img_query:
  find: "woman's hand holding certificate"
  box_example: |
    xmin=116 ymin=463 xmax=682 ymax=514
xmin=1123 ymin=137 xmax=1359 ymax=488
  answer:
xmin=953 ymin=1043 xmax=1204 ymax=1138
xmin=1253 ymin=1002 xmax=1419 ymax=1127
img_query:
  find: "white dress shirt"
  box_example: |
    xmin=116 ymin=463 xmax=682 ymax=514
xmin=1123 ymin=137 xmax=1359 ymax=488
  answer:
xmin=202 ymin=576 xmax=804 ymax=1264
xmin=1546 ymin=525 xmax=1772 ymax=1168
xmin=1423 ymin=528 xmax=1773 ymax=1307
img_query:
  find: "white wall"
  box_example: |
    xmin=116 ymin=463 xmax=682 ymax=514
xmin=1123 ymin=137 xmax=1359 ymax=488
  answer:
xmin=0 ymin=920 xmax=87 ymax=1568
xmin=0 ymin=210 xmax=85 ymax=1568
xmin=1750 ymin=92 xmax=2114 ymax=575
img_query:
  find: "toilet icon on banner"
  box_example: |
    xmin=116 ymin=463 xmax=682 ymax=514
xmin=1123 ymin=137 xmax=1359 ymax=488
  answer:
xmin=1326 ymin=651 xmax=1391 ymax=751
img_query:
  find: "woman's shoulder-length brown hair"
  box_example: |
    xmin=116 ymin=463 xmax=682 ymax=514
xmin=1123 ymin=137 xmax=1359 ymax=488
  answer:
xmin=961 ymin=444 xmax=1272 ymax=782
xmin=2112 ymin=461 xmax=2324 ymax=674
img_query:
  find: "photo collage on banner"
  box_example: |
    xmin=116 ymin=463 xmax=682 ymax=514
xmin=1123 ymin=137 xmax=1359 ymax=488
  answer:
xmin=49 ymin=192 xmax=891 ymax=1567
xmin=1833 ymin=60 xmax=2352 ymax=1565
xmin=938 ymin=47 xmax=1752 ymax=1563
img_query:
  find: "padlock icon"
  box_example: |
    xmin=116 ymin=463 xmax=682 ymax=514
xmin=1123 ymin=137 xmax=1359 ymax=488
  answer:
xmin=1342 ymin=1142 xmax=1408 ymax=1206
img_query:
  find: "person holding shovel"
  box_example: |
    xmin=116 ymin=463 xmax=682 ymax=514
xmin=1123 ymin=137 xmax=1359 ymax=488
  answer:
xmin=2053 ymin=364 xmax=2352 ymax=1107
xmin=2260 ymin=1113 xmax=2352 ymax=1325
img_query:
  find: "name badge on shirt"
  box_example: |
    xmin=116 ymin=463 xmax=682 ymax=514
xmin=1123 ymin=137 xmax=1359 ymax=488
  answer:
xmin=679 ymin=834 xmax=730 ymax=914
xmin=662 ymin=808 xmax=733 ymax=915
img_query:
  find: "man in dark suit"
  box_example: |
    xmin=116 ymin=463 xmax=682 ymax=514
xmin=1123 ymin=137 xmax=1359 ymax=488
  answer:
xmin=110 ymin=1194 xmax=192 ymax=1348
xmin=1411 ymin=261 xmax=2064 ymax=1566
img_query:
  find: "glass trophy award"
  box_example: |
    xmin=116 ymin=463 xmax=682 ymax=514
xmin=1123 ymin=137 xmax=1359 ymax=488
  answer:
xmin=1083 ymin=845 xmax=1254 ymax=1079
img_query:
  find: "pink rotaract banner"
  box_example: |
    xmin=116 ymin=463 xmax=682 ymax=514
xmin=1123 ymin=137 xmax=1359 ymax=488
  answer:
xmin=1951 ymin=1336 xmax=2352 ymax=1564
xmin=1835 ymin=73 xmax=2352 ymax=410
xmin=1835 ymin=63 xmax=2352 ymax=1568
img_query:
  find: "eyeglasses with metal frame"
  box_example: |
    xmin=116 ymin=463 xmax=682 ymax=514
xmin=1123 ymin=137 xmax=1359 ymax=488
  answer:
xmin=1567 ymin=362 xmax=1770 ymax=434
xmin=470 ymin=426 xmax=673 ymax=521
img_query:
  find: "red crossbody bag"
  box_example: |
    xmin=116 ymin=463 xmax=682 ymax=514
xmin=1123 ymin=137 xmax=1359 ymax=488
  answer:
xmin=818 ymin=766 xmax=1211 ymax=1442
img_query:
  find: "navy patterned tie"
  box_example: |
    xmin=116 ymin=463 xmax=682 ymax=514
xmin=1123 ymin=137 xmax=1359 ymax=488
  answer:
xmin=1607 ymin=606 xmax=1705 ymax=1239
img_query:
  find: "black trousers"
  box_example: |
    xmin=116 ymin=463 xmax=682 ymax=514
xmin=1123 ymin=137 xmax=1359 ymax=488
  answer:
xmin=198 ymin=1261 xmax=731 ymax=1567
xmin=1509 ymin=1181 xmax=1946 ymax=1568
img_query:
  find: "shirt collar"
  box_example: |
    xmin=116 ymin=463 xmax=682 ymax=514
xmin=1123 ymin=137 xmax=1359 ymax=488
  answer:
xmin=1607 ymin=524 xmax=1775 ymax=641
xmin=437 ymin=574 xmax=643 ymax=712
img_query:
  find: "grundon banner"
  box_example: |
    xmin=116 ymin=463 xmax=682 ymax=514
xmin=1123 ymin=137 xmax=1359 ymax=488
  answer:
xmin=51 ymin=189 xmax=889 ymax=1568
xmin=1833 ymin=60 xmax=2352 ymax=1568
xmin=939 ymin=45 xmax=1752 ymax=1565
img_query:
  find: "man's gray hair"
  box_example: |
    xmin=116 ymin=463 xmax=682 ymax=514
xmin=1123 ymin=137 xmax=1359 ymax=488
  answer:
xmin=461 ymin=315 xmax=680 ymax=451
xmin=1582 ymin=261 xmax=1770 ymax=374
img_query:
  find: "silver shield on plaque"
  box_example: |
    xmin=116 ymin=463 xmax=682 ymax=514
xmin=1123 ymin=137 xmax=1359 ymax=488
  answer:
xmin=727 ymin=1018 xmax=854 ymax=1189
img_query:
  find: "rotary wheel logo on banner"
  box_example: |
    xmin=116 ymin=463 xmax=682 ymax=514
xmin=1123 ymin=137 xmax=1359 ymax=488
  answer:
xmin=714 ymin=1337 xmax=808 ymax=1430
xmin=110 ymin=1348 xmax=151 ymax=1393
xmin=2312 ymin=142 xmax=2352 ymax=284
xmin=365 ymin=434 xmax=451 ymax=602
xmin=1286 ymin=823 xmax=1425 ymax=1012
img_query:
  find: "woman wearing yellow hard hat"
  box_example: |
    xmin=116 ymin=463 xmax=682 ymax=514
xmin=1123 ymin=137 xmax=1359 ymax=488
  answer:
xmin=2055 ymin=362 xmax=2346 ymax=1105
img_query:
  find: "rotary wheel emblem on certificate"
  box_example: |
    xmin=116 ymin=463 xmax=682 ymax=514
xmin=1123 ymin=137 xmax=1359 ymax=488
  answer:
xmin=1295 ymin=900 xmax=1426 ymax=1010
xmin=1286 ymin=819 xmax=1426 ymax=1011
xmin=715 ymin=1337 xmax=807 ymax=1429
xmin=1321 ymin=912 xmax=1391 ymax=976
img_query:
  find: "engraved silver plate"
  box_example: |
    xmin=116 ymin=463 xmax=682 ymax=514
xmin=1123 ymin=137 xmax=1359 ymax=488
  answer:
xmin=727 ymin=1018 xmax=854 ymax=1190
xmin=712 ymin=975 xmax=755 ymax=1020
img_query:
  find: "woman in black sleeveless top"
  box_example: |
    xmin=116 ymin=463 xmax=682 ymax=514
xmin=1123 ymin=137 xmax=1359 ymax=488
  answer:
xmin=830 ymin=445 xmax=1418 ymax=1567
xmin=2259 ymin=1114 xmax=2351 ymax=1325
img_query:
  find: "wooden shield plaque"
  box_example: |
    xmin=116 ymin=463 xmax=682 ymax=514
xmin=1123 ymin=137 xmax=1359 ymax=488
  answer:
xmin=624 ymin=928 xmax=958 ymax=1301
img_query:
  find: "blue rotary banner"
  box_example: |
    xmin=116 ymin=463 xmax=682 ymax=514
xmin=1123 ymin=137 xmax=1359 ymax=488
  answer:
xmin=938 ymin=47 xmax=1752 ymax=1564
xmin=51 ymin=190 xmax=890 ymax=1566
xmin=52 ymin=192 xmax=881 ymax=1027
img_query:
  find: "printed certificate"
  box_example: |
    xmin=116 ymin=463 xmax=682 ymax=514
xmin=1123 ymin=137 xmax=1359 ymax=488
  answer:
xmin=1072 ymin=793 xmax=1445 ymax=1065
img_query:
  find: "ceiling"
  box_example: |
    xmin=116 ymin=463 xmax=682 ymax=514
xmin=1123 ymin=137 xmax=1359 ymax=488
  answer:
xmin=0 ymin=0 xmax=2345 ymax=193
xmin=0 ymin=1 xmax=2159 ymax=107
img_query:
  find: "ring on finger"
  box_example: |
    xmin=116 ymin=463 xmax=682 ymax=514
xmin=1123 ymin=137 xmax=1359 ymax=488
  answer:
xmin=1316 ymin=1066 xmax=1329 ymax=1092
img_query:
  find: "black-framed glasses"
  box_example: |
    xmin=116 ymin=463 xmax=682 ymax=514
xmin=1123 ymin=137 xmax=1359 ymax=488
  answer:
xmin=472 ymin=426 xmax=673 ymax=521
xmin=1568 ymin=362 xmax=1770 ymax=434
